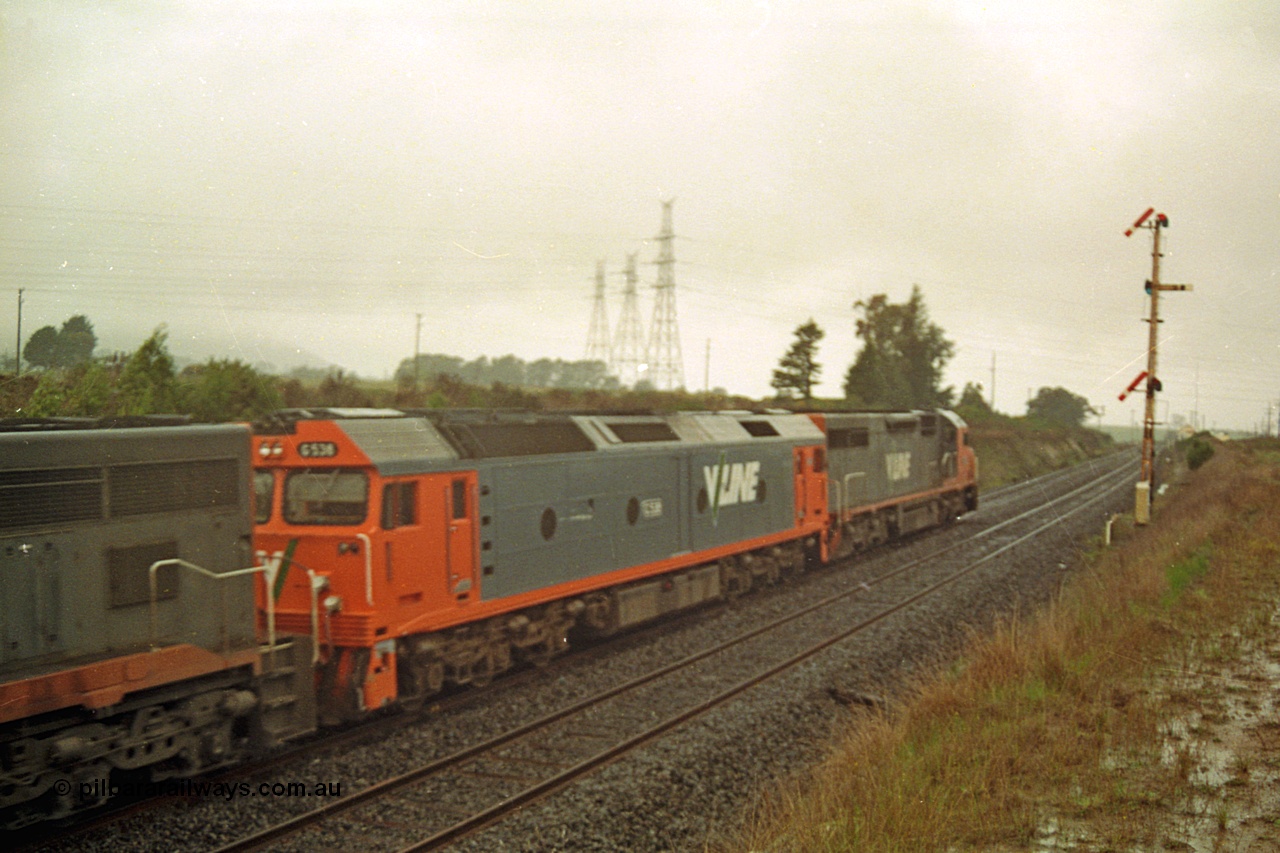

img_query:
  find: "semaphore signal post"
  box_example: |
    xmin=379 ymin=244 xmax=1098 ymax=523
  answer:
xmin=1121 ymin=207 xmax=1192 ymax=524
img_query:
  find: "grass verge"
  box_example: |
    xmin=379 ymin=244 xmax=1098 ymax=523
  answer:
xmin=727 ymin=438 xmax=1280 ymax=852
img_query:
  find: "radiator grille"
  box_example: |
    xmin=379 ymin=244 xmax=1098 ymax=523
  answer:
xmin=109 ymin=459 xmax=240 ymax=517
xmin=0 ymin=467 xmax=103 ymax=531
xmin=0 ymin=458 xmax=241 ymax=532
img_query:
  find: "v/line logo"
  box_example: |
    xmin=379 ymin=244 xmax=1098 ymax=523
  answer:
xmin=703 ymin=453 xmax=761 ymax=524
xmin=256 ymin=539 xmax=298 ymax=600
xmin=885 ymin=451 xmax=911 ymax=482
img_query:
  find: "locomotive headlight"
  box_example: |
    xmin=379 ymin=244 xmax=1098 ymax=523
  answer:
xmin=257 ymin=441 xmax=285 ymax=459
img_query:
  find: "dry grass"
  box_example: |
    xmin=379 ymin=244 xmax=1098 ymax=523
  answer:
xmin=726 ymin=440 xmax=1280 ymax=852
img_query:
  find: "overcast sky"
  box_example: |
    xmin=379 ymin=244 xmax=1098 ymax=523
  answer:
xmin=2 ymin=2 xmax=1277 ymax=430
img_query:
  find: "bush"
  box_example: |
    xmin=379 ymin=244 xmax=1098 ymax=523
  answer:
xmin=180 ymin=359 xmax=281 ymax=422
xmin=1186 ymin=436 xmax=1215 ymax=470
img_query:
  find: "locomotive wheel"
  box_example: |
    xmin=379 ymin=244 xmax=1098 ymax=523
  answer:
xmin=520 ymin=639 xmax=555 ymax=668
xmin=425 ymin=661 xmax=445 ymax=693
xmin=470 ymin=652 xmax=496 ymax=688
xmin=407 ymin=658 xmax=445 ymax=700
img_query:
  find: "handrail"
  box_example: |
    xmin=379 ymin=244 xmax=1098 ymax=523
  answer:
xmin=842 ymin=471 xmax=866 ymax=520
xmin=148 ymin=559 xmax=275 ymax=656
xmin=357 ymin=532 xmax=373 ymax=605
xmin=304 ymin=568 xmax=325 ymax=664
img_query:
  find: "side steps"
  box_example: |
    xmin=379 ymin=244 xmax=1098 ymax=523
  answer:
xmin=253 ymin=636 xmax=317 ymax=747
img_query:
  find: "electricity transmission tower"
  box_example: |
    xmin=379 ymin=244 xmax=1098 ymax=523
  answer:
xmin=585 ymin=259 xmax=611 ymax=364
xmin=612 ymin=253 xmax=646 ymax=387
xmin=646 ymin=199 xmax=685 ymax=390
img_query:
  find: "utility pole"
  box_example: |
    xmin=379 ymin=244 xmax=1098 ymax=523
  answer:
xmin=1193 ymin=360 xmax=1200 ymax=432
xmin=413 ymin=312 xmax=423 ymax=393
xmin=15 ymin=288 xmax=22 ymax=376
xmin=1122 ymin=207 xmax=1191 ymax=524
xmin=704 ymin=338 xmax=710 ymax=393
xmin=990 ymin=351 xmax=996 ymax=410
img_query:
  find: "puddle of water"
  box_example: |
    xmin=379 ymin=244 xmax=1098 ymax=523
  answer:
xmin=1023 ymin=601 xmax=1280 ymax=852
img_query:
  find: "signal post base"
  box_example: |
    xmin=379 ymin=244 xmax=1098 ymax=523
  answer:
xmin=1135 ymin=481 xmax=1151 ymax=526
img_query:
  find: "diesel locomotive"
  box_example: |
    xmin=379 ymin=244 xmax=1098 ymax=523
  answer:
xmin=252 ymin=407 xmax=975 ymax=723
xmin=0 ymin=407 xmax=975 ymax=827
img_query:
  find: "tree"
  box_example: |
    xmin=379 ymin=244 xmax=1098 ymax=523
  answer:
xmin=317 ymin=369 xmax=372 ymax=407
xmin=55 ymin=315 xmax=96 ymax=367
xmin=22 ymin=326 xmax=59 ymax=369
xmin=489 ymin=354 xmax=526 ymax=386
xmin=958 ymin=382 xmax=988 ymax=411
xmin=20 ymin=315 xmax=97 ymax=370
xmin=117 ymin=328 xmax=179 ymax=414
xmin=557 ymin=359 xmax=617 ymax=390
xmin=526 ymin=358 xmax=557 ymax=388
xmin=394 ymin=353 xmax=464 ymax=386
xmin=955 ymin=381 xmax=1003 ymax=426
xmin=1026 ymin=386 xmax=1096 ymax=428
xmin=771 ymin=319 xmax=824 ymax=403
xmin=843 ymin=285 xmax=954 ymax=409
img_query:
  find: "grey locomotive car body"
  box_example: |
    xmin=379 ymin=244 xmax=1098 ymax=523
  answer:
xmin=0 ymin=421 xmax=315 ymax=830
xmin=0 ymin=423 xmax=256 ymax=672
xmin=823 ymin=410 xmax=972 ymax=546
xmin=467 ymin=411 xmax=824 ymax=602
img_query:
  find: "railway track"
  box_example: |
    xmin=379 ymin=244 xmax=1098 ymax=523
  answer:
xmin=210 ymin=457 xmax=1135 ymax=853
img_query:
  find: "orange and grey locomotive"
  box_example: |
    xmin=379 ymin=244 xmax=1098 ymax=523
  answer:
xmin=816 ymin=410 xmax=978 ymax=557
xmin=251 ymin=408 xmax=830 ymax=723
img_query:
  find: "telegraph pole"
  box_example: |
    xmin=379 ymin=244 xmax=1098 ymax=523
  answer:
xmin=704 ymin=338 xmax=711 ymax=392
xmin=15 ymin=288 xmax=23 ymax=376
xmin=990 ymin=351 xmax=996 ymax=410
xmin=1122 ymin=208 xmax=1191 ymax=524
xmin=413 ymin=312 xmax=423 ymax=392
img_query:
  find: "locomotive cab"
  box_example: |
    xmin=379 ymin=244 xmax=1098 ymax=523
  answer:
xmin=939 ymin=409 xmax=979 ymax=511
xmin=252 ymin=412 xmax=481 ymax=721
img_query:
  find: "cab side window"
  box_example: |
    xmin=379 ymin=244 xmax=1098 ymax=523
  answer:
xmin=381 ymin=481 xmax=418 ymax=529
xmin=253 ymin=470 xmax=274 ymax=524
xmin=451 ymin=479 xmax=467 ymax=520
